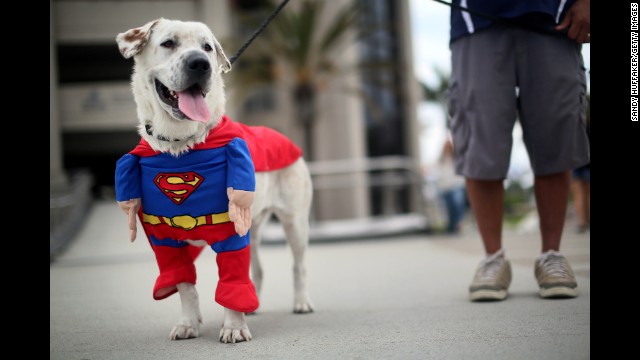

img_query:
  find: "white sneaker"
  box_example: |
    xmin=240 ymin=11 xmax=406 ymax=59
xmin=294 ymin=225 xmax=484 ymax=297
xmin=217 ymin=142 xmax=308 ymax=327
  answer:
xmin=534 ymin=250 xmax=578 ymax=298
xmin=469 ymin=250 xmax=512 ymax=301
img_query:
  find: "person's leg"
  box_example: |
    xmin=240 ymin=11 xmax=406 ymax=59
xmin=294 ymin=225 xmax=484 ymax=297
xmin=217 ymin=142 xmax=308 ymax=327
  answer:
xmin=535 ymin=171 xmax=571 ymax=252
xmin=449 ymin=27 xmax=516 ymax=251
xmin=466 ymin=179 xmax=512 ymax=301
xmin=571 ymin=178 xmax=588 ymax=231
xmin=571 ymin=179 xmax=585 ymax=222
xmin=450 ymin=186 xmax=467 ymax=233
xmin=465 ymin=179 xmax=504 ymax=254
xmin=582 ymin=180 xmax=590 ymax=226
xmin=515 ymin=27 xmax=587 ymax=298
xmin=449 ymin=26 xmax=516 ymax=301
xmin=441 ymin=191 xmax=456 ymax=233
xmin=533 ymin=171 xmax=579 ymax=298
xmin=443 ymin=189 xmax=465 ymax=233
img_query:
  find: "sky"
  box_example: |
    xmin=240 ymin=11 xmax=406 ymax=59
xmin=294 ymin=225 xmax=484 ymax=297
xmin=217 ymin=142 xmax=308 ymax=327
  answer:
xmin=408 ymin=0 xmax=591 ymax=186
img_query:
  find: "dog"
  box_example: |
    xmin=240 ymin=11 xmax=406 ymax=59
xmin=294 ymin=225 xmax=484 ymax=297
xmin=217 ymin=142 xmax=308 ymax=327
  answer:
xmin=114 ymin=18 xmax=314 ymax=344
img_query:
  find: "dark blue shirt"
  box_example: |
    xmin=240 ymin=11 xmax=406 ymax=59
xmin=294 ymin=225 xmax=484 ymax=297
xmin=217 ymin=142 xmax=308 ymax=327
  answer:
xmin=450 ymin=0 xmax=577 ymax=43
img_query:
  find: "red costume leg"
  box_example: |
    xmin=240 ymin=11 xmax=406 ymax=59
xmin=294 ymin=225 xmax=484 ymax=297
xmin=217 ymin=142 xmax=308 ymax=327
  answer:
xmin=215 ymin=245 xmax=259 ymax=313
xmin=151 ymin=244 xmax=205 ymax=300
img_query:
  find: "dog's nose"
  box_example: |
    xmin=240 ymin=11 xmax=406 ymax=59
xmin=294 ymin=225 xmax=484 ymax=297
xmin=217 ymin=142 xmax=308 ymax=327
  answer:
xmin=186 ymin=53 xmax=211 ymax=76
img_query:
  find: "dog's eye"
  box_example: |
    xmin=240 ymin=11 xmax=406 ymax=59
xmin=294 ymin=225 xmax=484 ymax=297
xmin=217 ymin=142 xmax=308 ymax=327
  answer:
xmin=203 ymin=44 xmax=213 ymax=52
xmin=161 ymin=40 xmax=175 ymax=49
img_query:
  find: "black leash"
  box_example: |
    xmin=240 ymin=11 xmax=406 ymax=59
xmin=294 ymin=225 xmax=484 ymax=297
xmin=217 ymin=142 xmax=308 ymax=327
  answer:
xmin=228 ymin=0 xmax=290 ymax=65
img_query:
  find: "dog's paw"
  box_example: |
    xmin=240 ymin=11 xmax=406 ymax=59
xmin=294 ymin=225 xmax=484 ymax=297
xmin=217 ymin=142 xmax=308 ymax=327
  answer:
xmin=170 ymin=321 xmax=200 ymax=340
xmin=293 ymin=302 xmax=314 ymax=314
xmin=219 ymin=325 xmax=252 ymax=343
xmin=293 ymin=296 xmax=314 ymax=314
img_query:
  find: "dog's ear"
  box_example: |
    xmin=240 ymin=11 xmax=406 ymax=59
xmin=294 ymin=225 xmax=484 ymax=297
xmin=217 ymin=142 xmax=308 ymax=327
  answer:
xmin=214 ymin=41 xmax=231 ymax=73
xmin=116 ymin=19 xmax=161 ymax=59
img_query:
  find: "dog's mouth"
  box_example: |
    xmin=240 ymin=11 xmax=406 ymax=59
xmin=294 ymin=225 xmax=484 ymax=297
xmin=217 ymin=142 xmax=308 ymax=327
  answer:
xmin=155 ymin=79 xmax=210 ymax=123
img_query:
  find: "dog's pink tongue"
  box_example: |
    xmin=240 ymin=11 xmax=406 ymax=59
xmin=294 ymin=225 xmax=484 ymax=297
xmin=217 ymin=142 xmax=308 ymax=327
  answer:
xmin=177 ymin=88 xmax=210 ymax=123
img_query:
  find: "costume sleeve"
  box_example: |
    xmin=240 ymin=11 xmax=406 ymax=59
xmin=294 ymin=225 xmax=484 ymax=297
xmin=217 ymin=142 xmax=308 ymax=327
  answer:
xmin=115 ymin=153 xmax=142 ymax=201
xmin=226 ymin=138 xmax=256 ymax=192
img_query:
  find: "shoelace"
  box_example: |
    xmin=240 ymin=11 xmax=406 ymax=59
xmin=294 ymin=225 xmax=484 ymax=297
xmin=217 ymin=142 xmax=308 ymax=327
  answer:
xmin=478 ymin=258 xmax=504 ymax=281
xmin=538 ymin=253 xmax=569 ymax=277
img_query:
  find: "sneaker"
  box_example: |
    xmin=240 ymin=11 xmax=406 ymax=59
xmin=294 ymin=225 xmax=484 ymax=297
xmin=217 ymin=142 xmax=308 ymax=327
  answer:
xmin=469 ymin=250 xmax=512 ymax=301
xmin=534 ymin=250 xmax=578 ymax=298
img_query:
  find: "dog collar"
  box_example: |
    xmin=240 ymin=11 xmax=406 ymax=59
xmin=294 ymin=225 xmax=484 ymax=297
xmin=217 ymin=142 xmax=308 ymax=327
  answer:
xmin=144 ymin=124 xmax=196 ymax=143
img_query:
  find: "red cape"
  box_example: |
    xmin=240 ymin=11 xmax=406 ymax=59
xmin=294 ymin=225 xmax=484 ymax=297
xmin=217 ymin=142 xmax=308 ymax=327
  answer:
xmin=130 ymin=115 xmax=302 ymax=172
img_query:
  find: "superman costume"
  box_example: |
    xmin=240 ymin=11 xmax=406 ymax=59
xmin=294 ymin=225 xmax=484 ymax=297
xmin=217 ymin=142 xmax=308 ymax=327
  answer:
xmin=115 ymin=115 xmax=302 ymax=313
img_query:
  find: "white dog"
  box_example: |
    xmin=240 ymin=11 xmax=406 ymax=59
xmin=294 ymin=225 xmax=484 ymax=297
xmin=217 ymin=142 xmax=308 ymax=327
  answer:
xmin=114 ymin=18 xmax=314 ymax=344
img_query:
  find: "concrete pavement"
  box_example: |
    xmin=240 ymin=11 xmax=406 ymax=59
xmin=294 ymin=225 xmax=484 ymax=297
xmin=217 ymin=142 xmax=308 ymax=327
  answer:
xmin=50 ymin=200 xmax=590 ymax=359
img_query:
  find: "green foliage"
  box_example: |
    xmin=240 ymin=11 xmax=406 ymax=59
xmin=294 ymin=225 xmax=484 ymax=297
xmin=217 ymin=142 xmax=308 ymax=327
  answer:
xmin=503 ymin=180 xmax=534 ymax=226
xmin=230 ymin=0 xmax=360 ymax=88
xmin=419 ymin=67 xmax=450 ymax=103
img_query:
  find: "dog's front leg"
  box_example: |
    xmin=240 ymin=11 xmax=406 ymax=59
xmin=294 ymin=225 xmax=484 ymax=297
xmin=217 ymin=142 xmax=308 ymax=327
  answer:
xmin=169 ymin=282 xmax=203 ymax=340
xmin=219 ymin=308 xmax=252 ymax=343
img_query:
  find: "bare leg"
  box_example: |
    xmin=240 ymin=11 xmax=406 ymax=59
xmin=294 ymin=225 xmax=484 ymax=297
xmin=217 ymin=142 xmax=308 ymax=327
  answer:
xmin=582 ymin=181 xmax=590 ymax=225
xmin=465 ymin=179 xmax=504 ymax=255
xmin=535 ymin=171 xmax=571 ymax=252
xmin=571 ymin=179 xmax=587 ymax=227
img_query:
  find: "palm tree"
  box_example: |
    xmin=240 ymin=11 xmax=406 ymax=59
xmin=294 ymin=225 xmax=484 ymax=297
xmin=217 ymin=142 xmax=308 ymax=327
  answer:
xmin=420 ymin=67 xmax=450 ymax=113
xmin=229 ymin=0 xmax=361 ymax=161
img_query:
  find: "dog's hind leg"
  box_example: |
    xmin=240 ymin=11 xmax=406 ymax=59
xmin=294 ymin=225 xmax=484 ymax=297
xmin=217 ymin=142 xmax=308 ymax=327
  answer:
xmin=277 ymin=209 xmax=314 ymax=314
xmin=274 ymin=158 xmax=314 ymax=313
xmin=169 ymin=282 xmax=202 ymax=340
xmin=249 ymin=209 xmax=271 ymax=311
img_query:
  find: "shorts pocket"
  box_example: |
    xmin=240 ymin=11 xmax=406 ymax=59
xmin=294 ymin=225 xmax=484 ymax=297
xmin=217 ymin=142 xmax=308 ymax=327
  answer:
xmin=447 ymin=81 xmax=469 ymax=157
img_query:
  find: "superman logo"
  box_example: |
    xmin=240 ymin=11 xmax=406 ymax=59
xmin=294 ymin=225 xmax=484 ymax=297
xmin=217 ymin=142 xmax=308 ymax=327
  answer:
xmin=154 ymin=172 xmax=204 ymax=205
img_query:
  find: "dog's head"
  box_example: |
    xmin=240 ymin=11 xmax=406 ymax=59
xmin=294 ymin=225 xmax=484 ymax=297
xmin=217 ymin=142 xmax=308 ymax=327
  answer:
xmin=116 ymin=18 xmax=231 ymax=155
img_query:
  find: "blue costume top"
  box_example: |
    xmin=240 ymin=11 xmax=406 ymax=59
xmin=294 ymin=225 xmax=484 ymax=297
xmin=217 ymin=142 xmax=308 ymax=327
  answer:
xmin=115 ymin=137 xmax=255 ymax=249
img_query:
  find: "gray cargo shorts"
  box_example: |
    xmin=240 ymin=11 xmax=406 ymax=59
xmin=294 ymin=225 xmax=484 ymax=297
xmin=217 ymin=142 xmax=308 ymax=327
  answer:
xmin=448 ymin=24 xmax=590 ymax=179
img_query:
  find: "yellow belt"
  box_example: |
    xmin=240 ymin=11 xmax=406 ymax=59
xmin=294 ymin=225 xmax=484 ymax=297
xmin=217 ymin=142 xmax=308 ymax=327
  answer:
xmin=142 ymin=212 xmax=230 ymax=230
